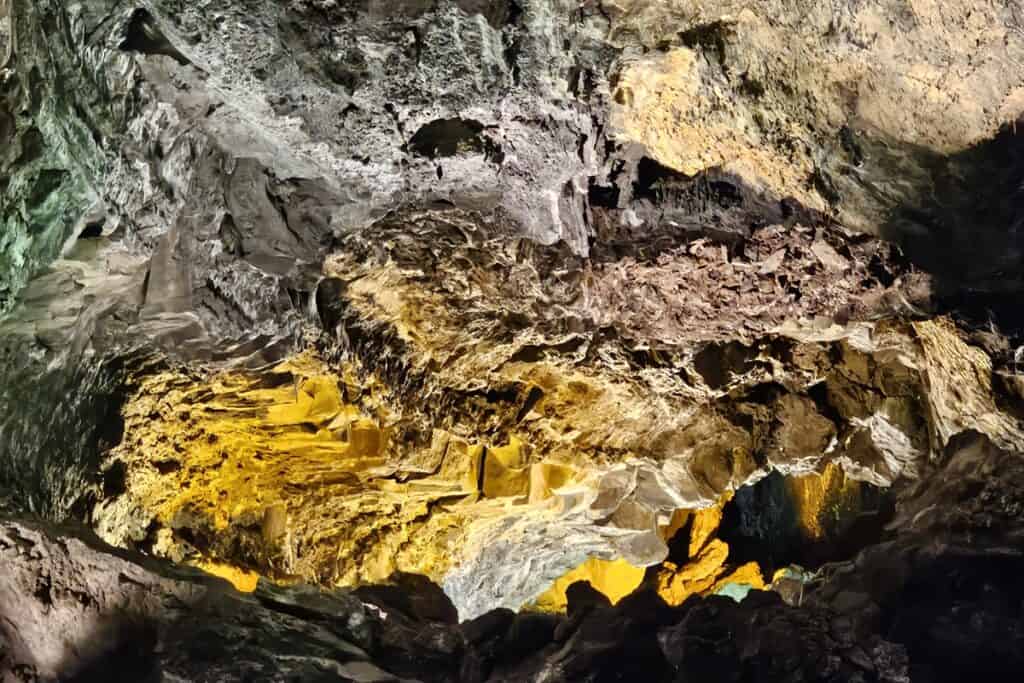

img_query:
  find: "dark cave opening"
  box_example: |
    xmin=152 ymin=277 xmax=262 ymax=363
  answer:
xmin=118 ymin=9 xmax=190 ymax=66
xmin=715 ymin=469 xmax=894 ymax=577
xmin=78 ymin=218 xmax=105 ymax=240
xmin=407 ymin=118 xmax=487 ymax=158
xmin=885 ymin=552 xmax=1024 ymax=683
xmin=456 ymin=0 xmax=523 ymax=28
xmin=691 ymin=340 xmax=759 ymax=390
xmin=405 ymin=117 xmax=505 ymax=165
xmin=870 ymin=118 xmax=1024 ymax=335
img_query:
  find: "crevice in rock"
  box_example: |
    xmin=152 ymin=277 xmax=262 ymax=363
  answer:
xmin=501 ymin=1 xmax=524 ymax=85
xmin=692 ymin=340 xmax=759 ymax=390
xmin=24 ymin=169 xmax=68 ymax=218
xmin=873 ymin=119 xmax=1024 ymax=332
xmin=119 ymin=9 xmax=189 ymax=66
xmin=407 ymin=118 xmax=498 ymax=159
xmin=677 ymin=20 xmax=735 ymax=69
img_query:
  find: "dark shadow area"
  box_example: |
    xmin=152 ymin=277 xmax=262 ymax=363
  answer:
xmin=883 ymin=552 xmax=1024 ymax=683
xmin=863 ymin=119 xmax=1024 ymax=332
xmin=353 ymin=571 xmax=458 ymax=624
xmin=455 ymin=0 xmax=523 ymax=28
xmin=0 ymin=351 xmax=136 ymax=521
xmin=77 ymin=216 xmax=105 ymax=240
xmin=60 ymin=616 xmax=161 ymax=683
xmin=691 ymin=340 xmax=759 ymax=390
xmin=584 ymin=123 xmax=1024 ymax=340
xmin=24 ymin=169 xmax=68 ymax=210
xmin=118 ymin=9 xmax=190 ymax=66
xmin=587 ymin=154 xmax=829 ymax=266
xmin=717 ymin=470 xmax=893 ymax=576
xmin=0 ymin=519 xmax=450 ymax=682
xmin=3 ymin=495 xmax=1023 ymax=683
xmin=407 ymin=118 xmax=488 ymax=158
xmin=314 ymin=276 xmax=348 ymax=332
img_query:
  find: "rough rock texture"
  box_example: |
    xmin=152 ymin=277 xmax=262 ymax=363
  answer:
xmin=2 ymin=0 xmax=1024 ymax=678
xmin=0 ymin=511 xmax=912 ymax=683
xmin=0 ymin=516 xmax=409 ymax=682
xmin=5 ymin=430 xmax=1024 ymax=682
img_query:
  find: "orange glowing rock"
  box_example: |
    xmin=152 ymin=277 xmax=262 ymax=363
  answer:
xmin=688 ymin=500 xmax=726 ymax=557
xmin=786 ymin=462 xmax=862 ymax=541
xmin=193 ymin=561 xmax=260 ymax=593
xmin=656 ymin=538 xmax=730 ymax=606
xmin=530 ymin=557 xmax=647 ymax=612
xmin=660 ymin=509 xmax=690 ymax=543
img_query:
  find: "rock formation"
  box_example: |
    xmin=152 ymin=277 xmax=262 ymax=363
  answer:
xmin=2 ymin=0 xmax=1024 ymax=681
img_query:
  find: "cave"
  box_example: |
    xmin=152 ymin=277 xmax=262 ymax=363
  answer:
xmin=118 ymin=9 xmax=190 ymax=66
xmin=716 ymin=468 xmax=893 ymax=575
xmin=407 ymin=117 xmax=491 ymax=158
xmin=3 ymin=1 xmax=1024 ymax=681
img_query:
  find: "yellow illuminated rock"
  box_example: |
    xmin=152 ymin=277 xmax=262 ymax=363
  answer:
xmin=94 ymin=353 xmax=471 ymax=589
xmin=660 ymin=509 xmax=690 ymax=544
xmin=266 ymin=374 xmax=343 ymax=425
xmin=92 ymin=297 xmax=1018 ymax=620
xmin=532 ymin=529 xmax=765 ymax=612
xmin=656 ymin=539 xmax=731 ymax=606
xmin=462 ymin=444 xmax=486 ymax=493
xmin=347 ymin=417 xmax=385 ymax=458
xmin=531 ymin=495 xmax=759 ymax=611
xmin=528 ymin=462 xmax=576 ymax=503
xmin=262 ymin=504 xmax=287 ymax=544
xmin=463 ymin=437 xmax=531 ymax=499
xmin=786 ymin=463 xmax=862 ymax=541
xmin=193 ymin=561 xmax=260 ymax=593
xmin=530 ymin=557 xmax=646 ymax=612
xmin=688 ymin=502 xmax=725 ymax=557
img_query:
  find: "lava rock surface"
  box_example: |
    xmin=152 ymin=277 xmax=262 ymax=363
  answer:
xmin=2 ymin=0 xmax=1024 ymax=680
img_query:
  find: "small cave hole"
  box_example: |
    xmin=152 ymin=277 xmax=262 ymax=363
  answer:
xmin=515 ymin=386 xmax=544 ymax=422
xmin=587 ymin=178 xmax=620 ymax=209
xmin=79 ymin=219 xmax=105 ymax=240
xmin=315 ymin=277 xmax=349 ymax=333
xmin=633 ymin=156 xmax=689 ymax=202
xmin=119 ymin=8 xmax=191 ymax=66
xmin=456 ymin=0 xmax=523 ymax=28
xmin=407 ymin=118 xmax=486 ymax=159
xmin=218 ymin=214 xmax=244 ymax=257
xmin=102 ymin=460 xmax=129 ymax=498
xmin=692 ymin=341 xmax=758 ymax=390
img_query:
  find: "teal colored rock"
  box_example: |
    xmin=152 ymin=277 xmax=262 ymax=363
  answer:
xmin=0 ymin=0 xmax=118 ymax=315
xmin=714 ymin=581 xmax=757 ymax=603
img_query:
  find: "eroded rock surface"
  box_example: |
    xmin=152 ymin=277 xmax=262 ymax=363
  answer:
xmin=5 ymin=430 xmax=1024 ymax=682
